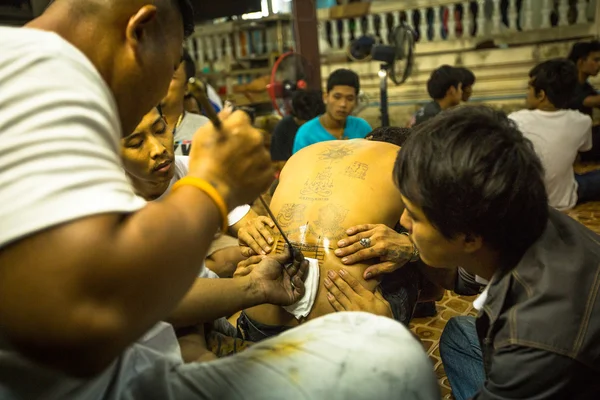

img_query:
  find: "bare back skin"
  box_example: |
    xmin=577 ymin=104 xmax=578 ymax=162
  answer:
xmin=244 ymin=139 xmax=404 ymax=327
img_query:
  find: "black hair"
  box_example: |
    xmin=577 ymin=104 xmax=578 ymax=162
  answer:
xmin=327 ymin=69 xmax=360 ymax=94
xmin=174 ymin=0 xmax=195 ymax=38
xmin=292 ymin=90 xmax=326 ymax=121
xmin=367 ymin=126 xmax=412 ymax=147
xmin=529 ymin=58 xmax=578 ymax=108
xmin=426 ymin=65 xmax=462 ymax=100
xmin=394 ymin=106 xmax=548 ymax=268
xmin=567 ymin=40 xmax=600 ymax=64
xmin=182 ymin=49 xmax=196 ymax=80
xmin=456 ymin=67 xmax=476 ymax=87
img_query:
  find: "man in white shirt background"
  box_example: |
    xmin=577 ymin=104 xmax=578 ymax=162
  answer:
xmin=0 ymin=0 xmax=436 ymax=399
xmin=508 ymin=58 xmax=599 ymax=210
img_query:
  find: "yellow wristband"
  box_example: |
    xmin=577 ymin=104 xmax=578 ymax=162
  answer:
xmin=172 ymin=177 xmax=229 ymax=233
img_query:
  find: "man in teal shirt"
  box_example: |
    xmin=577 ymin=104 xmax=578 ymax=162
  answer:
xmin=293 ymin=69 xmax=372 ymax=154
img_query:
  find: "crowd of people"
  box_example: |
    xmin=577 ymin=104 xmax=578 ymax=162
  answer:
xmin=1 ymin=0 xmax=600 ymax=399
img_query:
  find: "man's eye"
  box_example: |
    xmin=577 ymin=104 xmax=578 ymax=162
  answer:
xmin=127 ymin=140 xmax=143 ymax=149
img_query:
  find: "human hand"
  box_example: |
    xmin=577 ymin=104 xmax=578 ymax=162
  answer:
xmin=238 ymin=216 xmax=276 ymax=257
xmin=187 ymin=110 xmax=274 ymax=209
xmin=324 ymin=269 xmax=393 ymax=318
xmin=234 ymin=248 xmax=308 ymax=306
xmin=335 ymin=224 xmax=413 ymax=280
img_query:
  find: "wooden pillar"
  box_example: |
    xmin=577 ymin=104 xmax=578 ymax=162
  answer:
xmin=292 ymin=0 xmax=322 ymax=91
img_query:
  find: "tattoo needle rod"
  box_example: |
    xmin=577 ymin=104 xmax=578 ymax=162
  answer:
xmin=258 ymin=195 xmax=298 ymax=260
xmin=194 ymin=90 xmax=299 ymax=261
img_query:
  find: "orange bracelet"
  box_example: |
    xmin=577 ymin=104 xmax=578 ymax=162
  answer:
xmin=172 ymin=177 xmax=229 ymax=233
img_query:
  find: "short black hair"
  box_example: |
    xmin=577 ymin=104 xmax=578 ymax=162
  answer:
xmin=182 ymin=48 xmax=196 ymax=80
xmin=567 ymin=40 xmax=600 ymax=64
xmin=174 ymin=0 xmax=195 ymax=38
xmin=367 ymin=126 xmax=412 ymax=147
xmin=327 ymin=69 xmax=360 ymax=94
xmin=457 ymin=67 xmax=476 ymax=87
xmin=529 ymin=58 xmax=578 ymax=108
xmin=394 ymin=106 xmax=548 ymax=268
xmin=426 ymin=65 xmax=462 ymax=99
xmin=292 ymin=90 xmax=325 ymax=121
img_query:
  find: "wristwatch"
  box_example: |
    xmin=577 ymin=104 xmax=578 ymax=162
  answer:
xmin=399 ymin=232 xmax=420 ymax=262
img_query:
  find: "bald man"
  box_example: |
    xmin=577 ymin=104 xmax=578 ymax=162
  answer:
xmin=237 ymin=139 xmax=422 ymax=340
xmin=0 ymin=1 xmax=439 ymax=399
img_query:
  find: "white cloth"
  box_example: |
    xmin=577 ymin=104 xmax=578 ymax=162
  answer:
xmin=283 ymin=257 xmax=320 ymax=319
xmin=157 ymin=156 xmax=251 ymax=225
xmin=508 ymin=109 xmax=592 ymax=210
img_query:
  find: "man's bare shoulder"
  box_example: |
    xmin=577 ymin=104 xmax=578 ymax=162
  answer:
xmin=282 ymin=139 xmax=398 ymax=177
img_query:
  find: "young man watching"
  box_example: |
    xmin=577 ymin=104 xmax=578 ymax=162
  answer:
xmin=398 ymin=106 xmax=600 ymax=399
xmin=509 ymin=58 xmax=597 ymax=210
xmin=567 ymin=40 xmax=600 ymax=160
xmin=457 ymin=66 xmax=476 ymax=102
xmin=567 ymin=40 xmax=600 ymax=118
xmin=270 ymin=90 xmax=325 ymax=163
xmin=292 ymin=69 xmax=372 ymax=154
xmin=410 ymin=65 xmax=463 ymax=127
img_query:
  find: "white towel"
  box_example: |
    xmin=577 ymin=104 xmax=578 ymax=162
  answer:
xmin=283 ymin=257 xmax=320 ymax=319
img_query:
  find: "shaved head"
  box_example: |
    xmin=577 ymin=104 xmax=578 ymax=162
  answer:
xmin=29 ymin=0 xmax=196 ymax=135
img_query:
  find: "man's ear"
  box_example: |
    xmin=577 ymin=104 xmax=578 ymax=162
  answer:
xmin=322 ymin=92 xmax=328 ymax=104
xmin=125 ymin=5 xmax=159 ymax=49
xmin=537 ymin=89 xmax=547 ymax=101
xmin=462 ymin=233 xmax=483 ymax=254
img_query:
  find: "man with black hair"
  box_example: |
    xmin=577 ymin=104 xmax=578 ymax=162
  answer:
xmin=292 ymin=69 xmax=372 ymax=154
xmin=0 ymin=1 xmax=420 ymax=399
xmin=567 ymin=40 xmax=600 ymax=117
xmin=161 ymin=49 xmax=211 ymax=156
xmin=365 ymin=126 xmax=412 ymax=147
xmin=270 ymin=90 xmax=325 ymax=162
xmin=567 ymin=40 xmax=600 ymax=160
xmin=410 ymin=65 xmax=463 ymax=127
xmin=509 ymin=58 xmax=596 ymax=210
xmin=456 ymin=67 xmax=476 ymax=102
xmin=395 ymin=106 xmax=600 ymax=399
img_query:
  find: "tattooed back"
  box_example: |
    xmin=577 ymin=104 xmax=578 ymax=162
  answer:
xmin=247 ymin=139 xmax=404 ymax=325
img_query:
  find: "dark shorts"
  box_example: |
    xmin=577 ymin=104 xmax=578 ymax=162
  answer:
xmin=236 ymin=311 xmax=291 ymax=343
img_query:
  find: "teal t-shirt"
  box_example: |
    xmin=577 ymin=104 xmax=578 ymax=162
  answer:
xmin=292 ymin=116 xmax=372 ymax=154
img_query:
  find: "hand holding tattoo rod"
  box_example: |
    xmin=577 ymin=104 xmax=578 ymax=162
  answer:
xmin=190 ymin=77 xmax=303 ymax=264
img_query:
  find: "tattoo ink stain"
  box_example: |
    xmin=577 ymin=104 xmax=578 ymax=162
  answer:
xmin=250 ymin=339 xmax=308 ymax=361
xmin=288 ymin=367 xmax=300 ymax=384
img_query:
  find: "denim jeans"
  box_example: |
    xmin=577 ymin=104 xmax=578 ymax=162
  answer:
xmin=575 ymin=169 xmax=600 ymax=204
xmin=439 ymin=316 xmax=486 ymax=400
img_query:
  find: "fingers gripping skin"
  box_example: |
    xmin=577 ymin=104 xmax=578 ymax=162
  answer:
xmin=238 ymin=217 xmax=276 ymax=256
xmin=324 ymin=269 xmax=393 ymax=318
xmin=335 ymin=224 xmax=413 ymax=280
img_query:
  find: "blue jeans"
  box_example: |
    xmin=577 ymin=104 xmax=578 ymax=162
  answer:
xmin=576 ymin=169 xmax=600 ymax=204
xmin=439 ymin=316 xmax=486 ymax=400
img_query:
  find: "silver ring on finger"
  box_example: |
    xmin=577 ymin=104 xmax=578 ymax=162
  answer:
xmin=359 ymin=237 xmax=372 ymax=248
